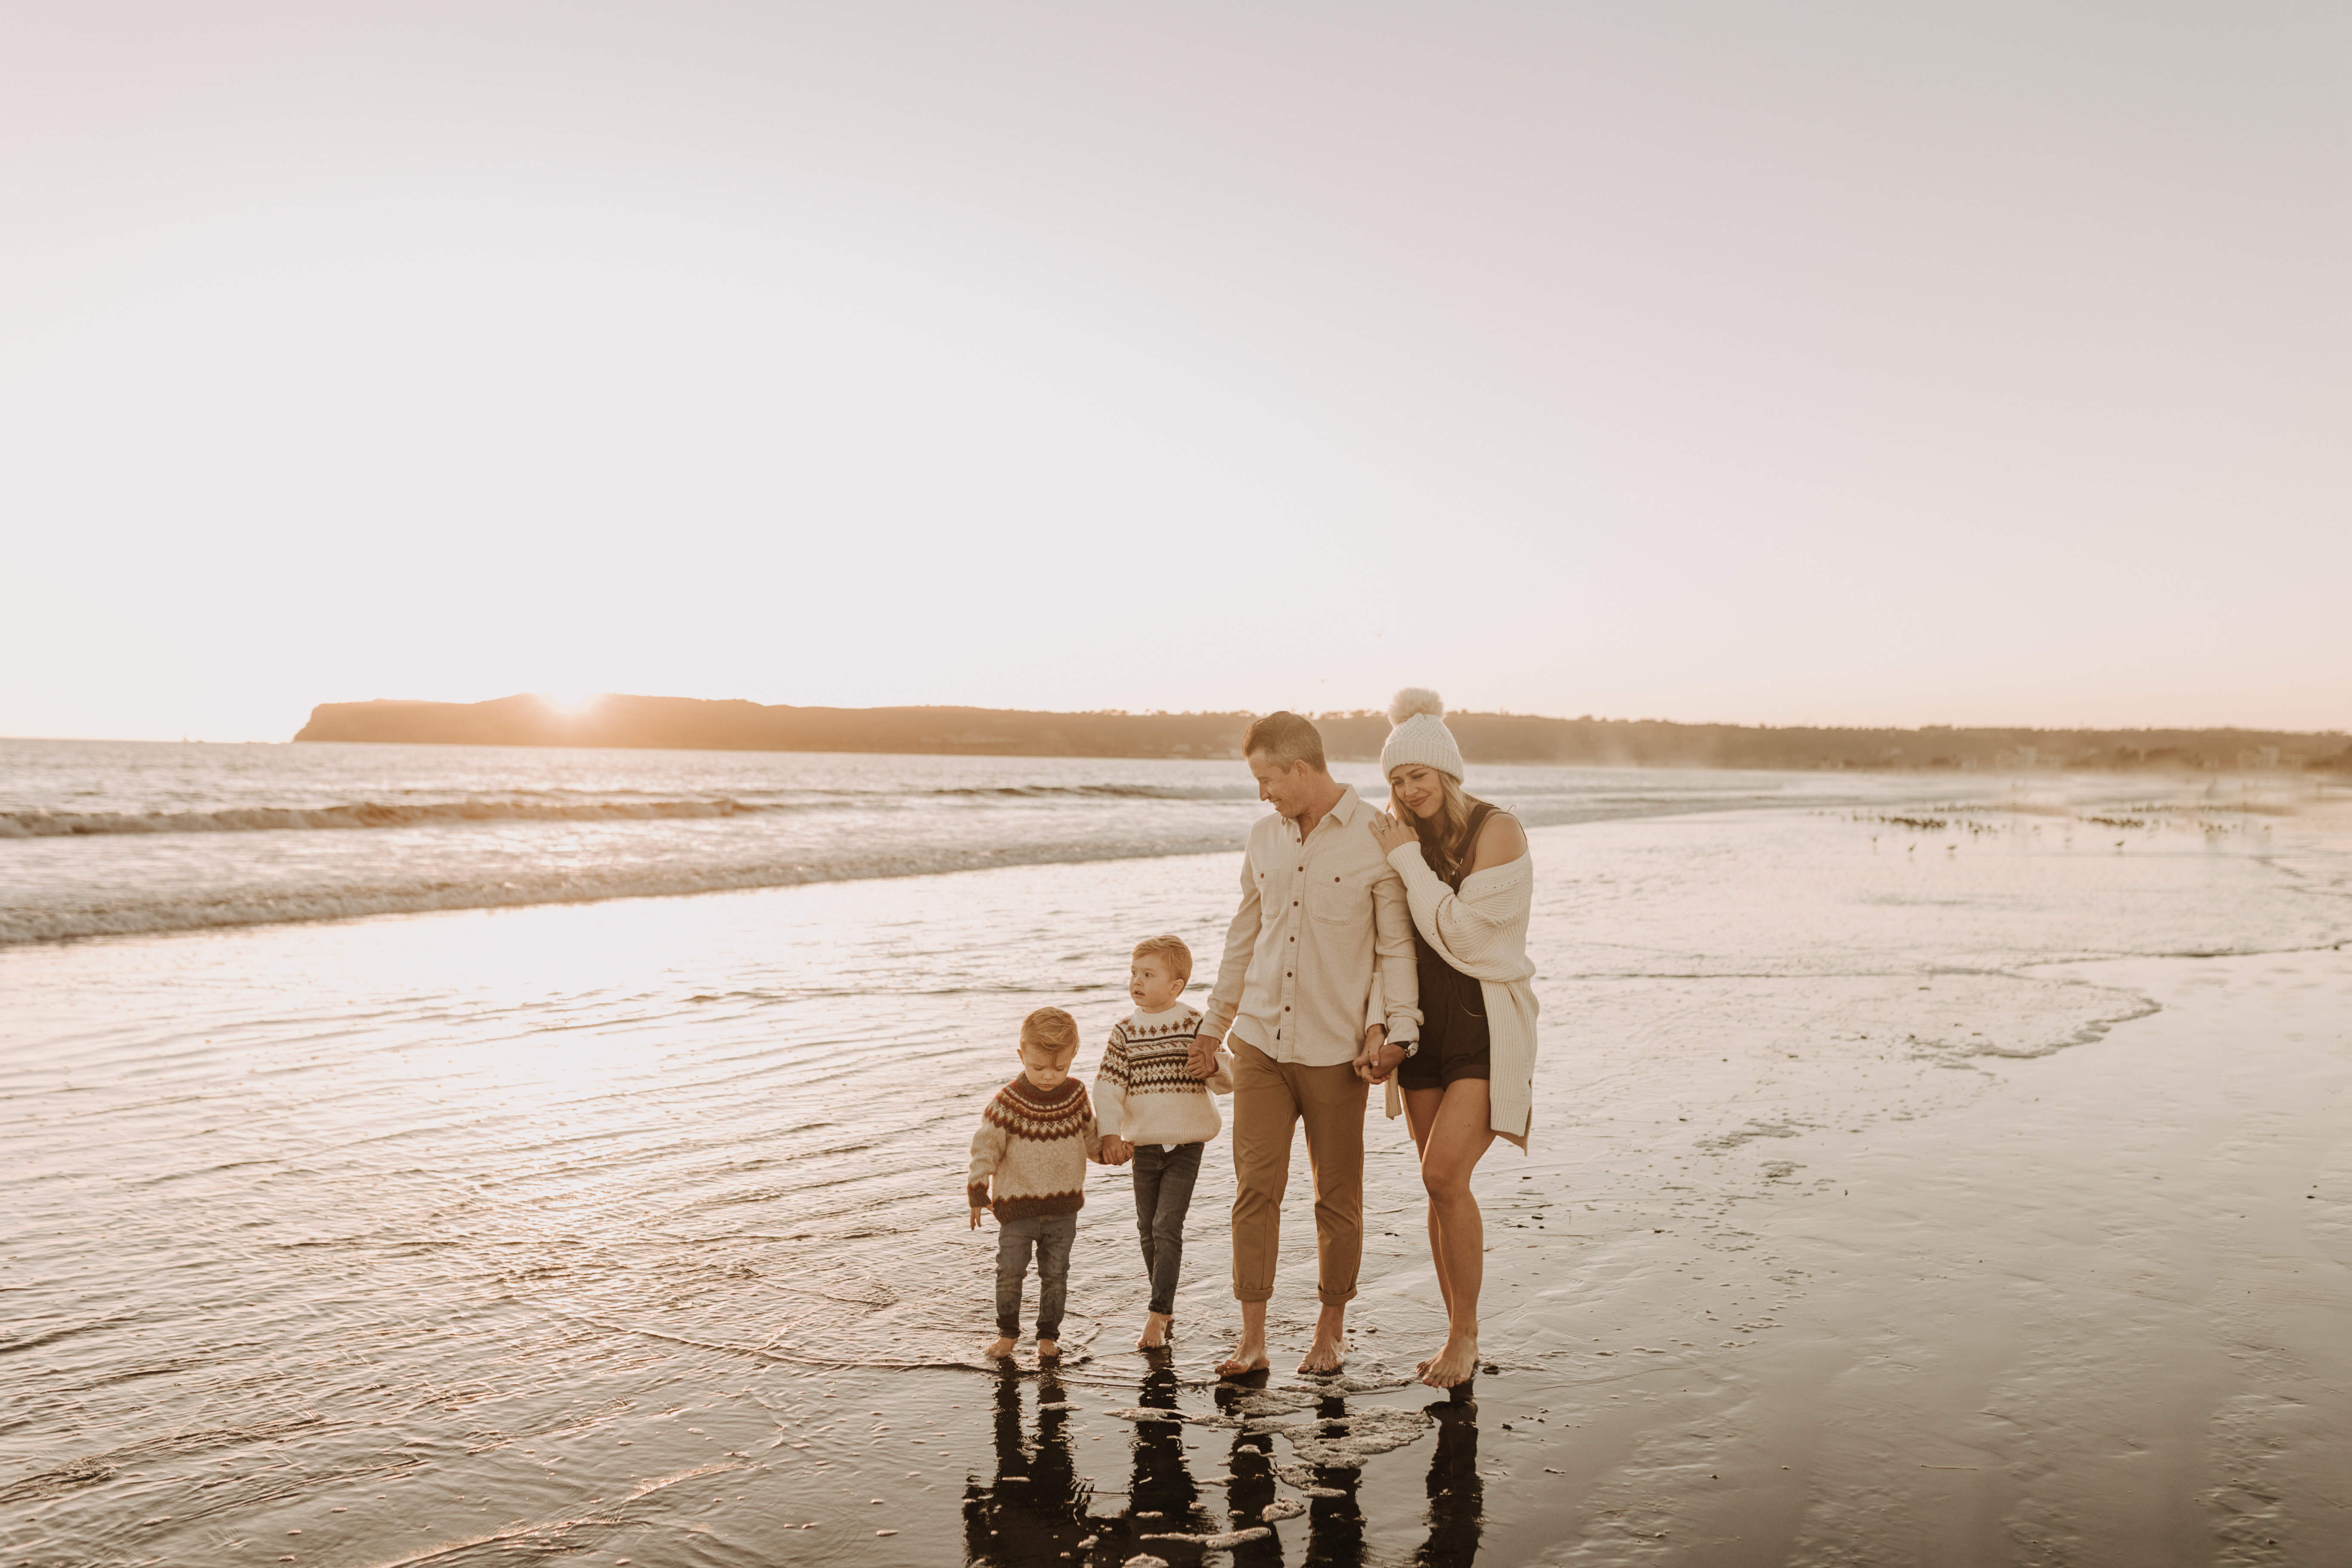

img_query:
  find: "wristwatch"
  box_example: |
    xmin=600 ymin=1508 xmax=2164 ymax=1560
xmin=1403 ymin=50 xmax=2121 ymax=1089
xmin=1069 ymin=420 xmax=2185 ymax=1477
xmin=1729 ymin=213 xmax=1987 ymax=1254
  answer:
xmin=1396 ymin=1038 xmax=1419 ymax=1059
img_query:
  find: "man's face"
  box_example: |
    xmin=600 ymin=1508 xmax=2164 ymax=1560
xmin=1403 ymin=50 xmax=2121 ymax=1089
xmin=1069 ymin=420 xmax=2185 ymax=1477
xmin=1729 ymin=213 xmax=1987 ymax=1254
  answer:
xmin=1248 ymin=751 xmax=1317 ymax=821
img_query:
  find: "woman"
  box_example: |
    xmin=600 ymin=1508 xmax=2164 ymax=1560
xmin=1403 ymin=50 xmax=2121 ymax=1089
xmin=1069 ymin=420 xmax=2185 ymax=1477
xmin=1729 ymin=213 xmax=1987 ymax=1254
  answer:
xmin=1363 ymin=689 xmax=1539 ymax=1390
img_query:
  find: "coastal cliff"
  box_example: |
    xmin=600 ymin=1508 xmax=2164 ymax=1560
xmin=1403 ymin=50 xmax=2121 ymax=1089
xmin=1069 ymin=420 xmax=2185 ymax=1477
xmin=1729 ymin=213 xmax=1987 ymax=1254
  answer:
xmin=294 ymin=695 xmax=2351 ymax=773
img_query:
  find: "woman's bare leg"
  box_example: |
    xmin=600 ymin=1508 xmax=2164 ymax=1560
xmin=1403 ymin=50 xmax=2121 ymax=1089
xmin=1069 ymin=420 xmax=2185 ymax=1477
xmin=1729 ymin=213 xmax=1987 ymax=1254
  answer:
xmin=1402 ymin=1085 xmax=1452 ymax=1374
xmin=1415 ymin=1079 xmax=1496 ymax=1389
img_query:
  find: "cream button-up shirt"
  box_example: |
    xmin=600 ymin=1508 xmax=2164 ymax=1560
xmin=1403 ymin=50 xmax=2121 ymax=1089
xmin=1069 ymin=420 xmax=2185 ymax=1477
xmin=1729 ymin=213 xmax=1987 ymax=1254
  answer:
xmin=1201 ymin=785 xmax=1422 ymax=1067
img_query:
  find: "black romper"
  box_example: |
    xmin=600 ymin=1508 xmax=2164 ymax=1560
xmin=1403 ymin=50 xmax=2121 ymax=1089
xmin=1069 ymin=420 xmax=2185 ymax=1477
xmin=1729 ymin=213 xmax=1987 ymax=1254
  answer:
xmin=1397 ymin=800 xmax=1500 ymax=1092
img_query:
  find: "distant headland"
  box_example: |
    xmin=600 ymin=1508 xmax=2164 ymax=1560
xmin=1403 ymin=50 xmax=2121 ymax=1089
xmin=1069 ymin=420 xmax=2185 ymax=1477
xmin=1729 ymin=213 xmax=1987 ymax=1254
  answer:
xmin=294 ymin=695 xmax=2350 ymax=774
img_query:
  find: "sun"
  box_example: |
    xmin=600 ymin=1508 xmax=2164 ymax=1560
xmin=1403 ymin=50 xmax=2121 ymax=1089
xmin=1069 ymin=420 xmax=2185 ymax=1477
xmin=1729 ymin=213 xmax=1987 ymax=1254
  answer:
xmin=539 ymin=691 xmax=604 ymax=716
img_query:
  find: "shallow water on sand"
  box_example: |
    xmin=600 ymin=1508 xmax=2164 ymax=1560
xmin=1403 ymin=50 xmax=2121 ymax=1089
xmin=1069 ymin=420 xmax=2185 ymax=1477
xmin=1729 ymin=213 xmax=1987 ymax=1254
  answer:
xmin=3 ymin=776 xmax=2347 ymax=1565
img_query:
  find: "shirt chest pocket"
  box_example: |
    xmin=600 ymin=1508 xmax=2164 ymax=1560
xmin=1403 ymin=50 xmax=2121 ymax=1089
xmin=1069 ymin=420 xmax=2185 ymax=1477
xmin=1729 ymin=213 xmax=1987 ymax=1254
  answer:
xmin=1305 ymin=865 xmax=1369 ymax=924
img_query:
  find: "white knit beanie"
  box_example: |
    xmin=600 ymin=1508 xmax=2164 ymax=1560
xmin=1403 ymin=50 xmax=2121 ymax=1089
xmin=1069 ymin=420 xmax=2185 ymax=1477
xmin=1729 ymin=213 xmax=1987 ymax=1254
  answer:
xmin=1380 ymin=688 xmax=1465 ymax=781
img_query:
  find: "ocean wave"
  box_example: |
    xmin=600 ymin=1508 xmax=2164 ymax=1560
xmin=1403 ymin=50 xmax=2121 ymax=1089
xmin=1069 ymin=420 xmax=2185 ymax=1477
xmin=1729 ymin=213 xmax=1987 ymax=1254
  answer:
xmin=929 ymin=783 xmax=1259 ymax=802
xmin=0 ymin=798 xmax=801 ymax=838
xmin=0 ymin=782 xmax=1263 ymax=839
xmin=0 ymin=834 xmax=1250 ymax=946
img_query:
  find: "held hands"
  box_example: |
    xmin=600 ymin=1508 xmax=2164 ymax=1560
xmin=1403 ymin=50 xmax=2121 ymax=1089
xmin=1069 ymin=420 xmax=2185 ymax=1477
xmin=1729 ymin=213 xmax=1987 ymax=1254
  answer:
xmin=1353 ymin=1024 xmax=1407 ymax=1084
xmin=1370 ymin=809 xmax=1420 ymax=855
xmin=1099 ymin=1135 xmax=1134 ymax=1166
xmin=1186 ymin=1030 xmax=1222 ymax=1079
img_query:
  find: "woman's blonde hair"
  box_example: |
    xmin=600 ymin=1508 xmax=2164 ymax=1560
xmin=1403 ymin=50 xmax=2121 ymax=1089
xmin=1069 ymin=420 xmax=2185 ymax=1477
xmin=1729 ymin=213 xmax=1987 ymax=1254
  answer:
xmin=1390 ymin=766 xmax=1480 ymax=881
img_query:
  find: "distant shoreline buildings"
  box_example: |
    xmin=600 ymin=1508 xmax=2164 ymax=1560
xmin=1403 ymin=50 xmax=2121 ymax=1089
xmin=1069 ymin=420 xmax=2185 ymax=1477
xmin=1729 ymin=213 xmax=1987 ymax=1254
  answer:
xmin=294 ymin=695 xmax=2352 ymax=776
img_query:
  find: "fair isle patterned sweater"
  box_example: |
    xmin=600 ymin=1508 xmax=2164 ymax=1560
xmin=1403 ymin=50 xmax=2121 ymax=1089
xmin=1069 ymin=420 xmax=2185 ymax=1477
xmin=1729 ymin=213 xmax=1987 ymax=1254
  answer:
xmin=966 ymin=1076 xmax=1103 ymax=1221
xmin=1093 ymin=1004 xmax=1233 ymax=1147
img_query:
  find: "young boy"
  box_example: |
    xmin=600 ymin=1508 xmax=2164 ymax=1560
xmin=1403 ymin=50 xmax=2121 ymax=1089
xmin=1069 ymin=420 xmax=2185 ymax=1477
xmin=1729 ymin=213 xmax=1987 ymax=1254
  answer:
xmin=968 ymin=1006 xmax=1105 ymax=1360
xmin=1094 ymin=935 xmax=1233 ymax=1350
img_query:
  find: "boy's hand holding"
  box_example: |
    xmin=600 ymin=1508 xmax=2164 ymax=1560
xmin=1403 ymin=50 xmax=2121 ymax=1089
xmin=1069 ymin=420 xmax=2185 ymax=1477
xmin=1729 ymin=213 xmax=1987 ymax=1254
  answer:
xmin=1100 ymin=1135 xmax=1133 ymax=1165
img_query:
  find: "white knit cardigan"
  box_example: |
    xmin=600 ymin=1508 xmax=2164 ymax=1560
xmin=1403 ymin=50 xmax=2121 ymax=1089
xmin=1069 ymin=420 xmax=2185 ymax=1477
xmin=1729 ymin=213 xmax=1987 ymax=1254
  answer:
xmin=1378 ymin=845 xmax=1539 ymax=1150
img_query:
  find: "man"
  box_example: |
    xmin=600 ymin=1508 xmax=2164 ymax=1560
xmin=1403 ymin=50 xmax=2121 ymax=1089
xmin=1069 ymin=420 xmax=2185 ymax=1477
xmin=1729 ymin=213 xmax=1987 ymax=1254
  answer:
xmin=1190 ymin=711 xmax=1421 ymax=1375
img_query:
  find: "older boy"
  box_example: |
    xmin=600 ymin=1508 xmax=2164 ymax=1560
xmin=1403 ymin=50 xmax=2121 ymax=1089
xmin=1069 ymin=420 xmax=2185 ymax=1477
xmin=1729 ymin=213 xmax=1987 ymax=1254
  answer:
xmin=1095 ymin=934 xmax=1232 ymax=1349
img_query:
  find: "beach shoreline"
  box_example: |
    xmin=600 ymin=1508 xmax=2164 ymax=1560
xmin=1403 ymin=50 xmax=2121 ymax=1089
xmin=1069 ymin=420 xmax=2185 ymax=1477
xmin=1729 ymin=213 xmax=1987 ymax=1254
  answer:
xmin=3 ymin=799 xmax=2347 ymax=1565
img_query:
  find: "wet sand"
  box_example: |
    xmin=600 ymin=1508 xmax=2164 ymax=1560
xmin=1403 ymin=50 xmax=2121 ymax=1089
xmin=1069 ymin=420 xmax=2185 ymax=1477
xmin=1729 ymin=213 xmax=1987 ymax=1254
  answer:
xmin=3 ymin=790 xmax=2348 ymax=1564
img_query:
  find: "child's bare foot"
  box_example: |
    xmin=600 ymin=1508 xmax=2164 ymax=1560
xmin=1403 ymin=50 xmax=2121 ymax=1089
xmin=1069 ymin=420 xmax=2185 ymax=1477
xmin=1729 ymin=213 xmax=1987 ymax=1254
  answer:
xmin=982 ymin=1335 xmax=1017 ymax=1359
xmin=1217 ymin=1329 xmax=1270 ymax=1378
xmin=1419 ymin=1328 xmax=1479 ymax=1389
xmin=1136 ymin=1312 xmax=1174 ymax=1350
xmin=1037 ymin=1338 xmax=1061 ymax=1360
xmin=1296 ymin=1302 xmax=1348 ymax=1375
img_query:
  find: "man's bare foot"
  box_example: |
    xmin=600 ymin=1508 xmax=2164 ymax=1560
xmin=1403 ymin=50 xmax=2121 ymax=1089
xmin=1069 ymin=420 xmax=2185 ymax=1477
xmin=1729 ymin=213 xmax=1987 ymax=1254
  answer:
xmin=1296 ymin=1302 xmax=1348 ymax=1375
xmin=1217 ymin=1332 xmax=1271 ymax=1378
xmin=1037 ymin=1338 xmax=1060 ymax=1360
xmin=982 ymin=1335 xmax=1016 ymax=1359
xmin=1419 ymin=1329 xmax=1479 ymax=1389
xmin=1136 ymin=1311 xmax=1174 ymax=1350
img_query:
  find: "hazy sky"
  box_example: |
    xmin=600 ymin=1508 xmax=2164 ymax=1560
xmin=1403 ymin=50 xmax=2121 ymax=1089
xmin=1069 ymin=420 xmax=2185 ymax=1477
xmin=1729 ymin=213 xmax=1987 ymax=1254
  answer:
xmin=4 ymin=3 xmax=2346 ymax=741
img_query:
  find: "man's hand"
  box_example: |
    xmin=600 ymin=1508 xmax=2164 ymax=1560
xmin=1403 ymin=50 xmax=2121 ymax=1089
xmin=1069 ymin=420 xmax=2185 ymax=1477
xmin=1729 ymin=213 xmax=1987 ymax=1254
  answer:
xmin=1354 ymin=1024 xmax=1408 ymax=1084
xmin=969 ymin=1206 xmax=987 ymax=1230
xmin=1187 ymin=1030 xmax=1223 ymax=1079
xmin=1100 ymin=1135 xmax=1133 ymax=1165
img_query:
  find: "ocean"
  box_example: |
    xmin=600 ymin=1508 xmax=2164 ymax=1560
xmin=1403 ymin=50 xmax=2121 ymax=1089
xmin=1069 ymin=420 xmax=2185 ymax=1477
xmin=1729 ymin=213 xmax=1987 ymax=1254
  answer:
xmin=3 ymin=739 xmax=2347 ymax=1565
xmin=0 ymin=739 xmax=1915 ymax=948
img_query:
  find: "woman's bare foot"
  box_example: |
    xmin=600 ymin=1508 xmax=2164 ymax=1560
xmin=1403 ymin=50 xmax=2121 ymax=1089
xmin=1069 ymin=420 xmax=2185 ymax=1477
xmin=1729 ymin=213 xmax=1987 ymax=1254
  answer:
xmin=982 ymin=1335 xmax=1017 ymax=1359
xmin=1296 ymin=1302 xmax=1348 ymax=1375
xmin=1419 ymin=1329 xmax=1479 ymax=1389
xmin=1037 ymin=1338 xmax=1060 ymax=1360
xmin=1136 ymin=1312 xmax=1174 ymax=1350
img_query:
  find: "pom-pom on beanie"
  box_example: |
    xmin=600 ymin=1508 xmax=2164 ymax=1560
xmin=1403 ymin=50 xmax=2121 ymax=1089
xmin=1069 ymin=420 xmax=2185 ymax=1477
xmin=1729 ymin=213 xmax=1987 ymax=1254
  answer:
xmin=1380 ymin=688 xmax=1465 ymax=781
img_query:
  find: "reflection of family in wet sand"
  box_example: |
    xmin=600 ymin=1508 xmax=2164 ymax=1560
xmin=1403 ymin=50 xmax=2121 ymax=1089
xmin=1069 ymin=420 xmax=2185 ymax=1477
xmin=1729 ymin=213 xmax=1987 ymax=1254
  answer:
xmin=967 ymin=692 xmax=1538 ymax=1389
xmin=962 ymin=1363 xmax=1484 ymax=1568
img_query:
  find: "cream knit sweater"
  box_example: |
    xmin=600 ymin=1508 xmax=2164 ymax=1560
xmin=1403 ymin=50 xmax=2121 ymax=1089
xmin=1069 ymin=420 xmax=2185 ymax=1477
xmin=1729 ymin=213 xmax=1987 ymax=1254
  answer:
xmin=1379 ymin=845 xmax=1540 ymax=1150
xmin=1093 ymin=1004 xmax=1233 ymax=1147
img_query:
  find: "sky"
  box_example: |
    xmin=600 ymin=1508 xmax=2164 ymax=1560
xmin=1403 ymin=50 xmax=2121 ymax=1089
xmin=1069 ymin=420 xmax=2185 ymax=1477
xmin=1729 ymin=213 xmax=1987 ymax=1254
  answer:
xmin=3 ymin=3 xmax=2346 ymax=742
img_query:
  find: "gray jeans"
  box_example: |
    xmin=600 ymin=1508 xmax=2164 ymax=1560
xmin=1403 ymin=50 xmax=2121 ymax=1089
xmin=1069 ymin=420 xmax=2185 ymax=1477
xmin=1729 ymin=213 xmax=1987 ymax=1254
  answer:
xmin=1130 ymin=1142 xmax=1204 ymax=1317
xmin=994 ymin=1212 xmax=1077 ymax=1340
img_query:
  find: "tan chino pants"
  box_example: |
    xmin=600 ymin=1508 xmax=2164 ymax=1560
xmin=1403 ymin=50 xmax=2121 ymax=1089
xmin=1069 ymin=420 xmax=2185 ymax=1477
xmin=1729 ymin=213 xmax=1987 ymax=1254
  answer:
xmin=1229 ymin=1038 xmax=1367 ymax=1305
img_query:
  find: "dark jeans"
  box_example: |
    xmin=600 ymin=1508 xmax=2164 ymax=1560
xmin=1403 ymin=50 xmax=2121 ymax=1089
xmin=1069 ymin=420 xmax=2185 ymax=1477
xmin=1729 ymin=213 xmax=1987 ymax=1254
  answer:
xmin=1130 ymin=1141 xmax=1204 ymax=1317
xmin=994 ymin=1212 xmax=1077 ymax=1340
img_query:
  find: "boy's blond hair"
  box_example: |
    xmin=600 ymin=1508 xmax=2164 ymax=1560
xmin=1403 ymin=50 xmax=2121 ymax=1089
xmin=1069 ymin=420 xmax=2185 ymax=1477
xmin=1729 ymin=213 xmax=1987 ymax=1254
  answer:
xmin=1130 ymin=934 xmax=1193 ymax=987
xmin=1020 ymin=1006 xmax=1081 ymax=1055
